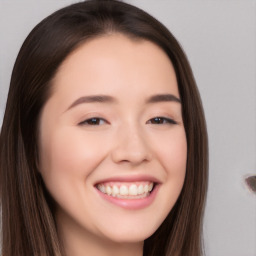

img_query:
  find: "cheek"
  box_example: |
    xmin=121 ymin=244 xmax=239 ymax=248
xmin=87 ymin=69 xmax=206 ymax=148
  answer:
xmin=41 ymin=127 xmax=102 ymax=169
xmin=38 ymin=127 xmax=107 ymax=198
xmin=149 ymin=128 xmax=187 ymax=214
xmin=162 ymin=129 xmax=187 ymax=191
xmin=151 ymin=128 xmax=187 ymax=175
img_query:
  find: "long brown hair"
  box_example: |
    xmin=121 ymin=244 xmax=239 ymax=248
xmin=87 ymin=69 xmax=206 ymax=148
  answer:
xmin=0 ymin=0 xmax=208 ymax=255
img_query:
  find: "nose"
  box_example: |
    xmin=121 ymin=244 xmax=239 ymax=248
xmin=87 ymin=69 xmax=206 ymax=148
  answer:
xmin=111 ymin=124 xmax=152 ymax=165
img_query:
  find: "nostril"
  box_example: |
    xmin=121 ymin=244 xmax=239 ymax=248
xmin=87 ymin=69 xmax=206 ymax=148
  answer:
xmin=111 ymin=146 xmax=152 ymax=165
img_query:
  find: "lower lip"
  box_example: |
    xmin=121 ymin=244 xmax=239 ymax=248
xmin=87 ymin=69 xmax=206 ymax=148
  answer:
xmin=96 ymin=184 xmax=159 ymax=210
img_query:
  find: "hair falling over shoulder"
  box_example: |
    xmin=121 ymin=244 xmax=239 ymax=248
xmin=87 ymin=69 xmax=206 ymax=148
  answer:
xmin=0 ymin=0 xmax=208 ymax=255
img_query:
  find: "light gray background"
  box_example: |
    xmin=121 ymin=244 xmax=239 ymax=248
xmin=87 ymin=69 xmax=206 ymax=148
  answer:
xmin=0 ymin=1 xmax=255 ymax=256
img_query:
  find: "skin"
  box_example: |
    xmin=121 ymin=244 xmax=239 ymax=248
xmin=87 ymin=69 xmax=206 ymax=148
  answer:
xmin=39 ymin=34 xmax=187 ymax=256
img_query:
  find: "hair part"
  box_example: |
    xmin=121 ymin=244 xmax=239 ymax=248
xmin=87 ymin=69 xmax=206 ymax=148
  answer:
xmin=0 ymin=0 xmax=208 ymax=255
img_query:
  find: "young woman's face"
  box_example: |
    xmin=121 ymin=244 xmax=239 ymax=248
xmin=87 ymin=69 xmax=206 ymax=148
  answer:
xmin=39 ymin=34 xmax=187 ymax=245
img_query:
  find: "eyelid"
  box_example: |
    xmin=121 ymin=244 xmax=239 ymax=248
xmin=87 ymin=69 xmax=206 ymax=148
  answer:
xmin=78 ymin=117 xmax=108 ymax=126
xmin=146 ymin=116 xmax=177 ymax=125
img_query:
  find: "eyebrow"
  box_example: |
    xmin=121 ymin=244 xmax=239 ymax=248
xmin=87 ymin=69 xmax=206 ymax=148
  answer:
xmin=146 ymin=94 xmax=181 ymax=104
xmin=66 ymin=95 xmax=116 ymax=111
xmin=66 ymin=93 xmax=181 ymax=112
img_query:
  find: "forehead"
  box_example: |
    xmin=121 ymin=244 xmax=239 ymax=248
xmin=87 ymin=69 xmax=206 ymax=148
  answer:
xmin=50 ymin=33 xmax=179 ymax=103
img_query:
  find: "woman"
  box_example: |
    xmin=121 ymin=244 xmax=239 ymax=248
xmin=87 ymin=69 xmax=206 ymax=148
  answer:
xmin=0 ymin=0 xmax=208 ymax=255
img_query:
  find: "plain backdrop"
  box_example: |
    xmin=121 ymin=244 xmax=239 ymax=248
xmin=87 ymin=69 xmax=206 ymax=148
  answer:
xmin=0 ymin=1 xmax=256 ymax=255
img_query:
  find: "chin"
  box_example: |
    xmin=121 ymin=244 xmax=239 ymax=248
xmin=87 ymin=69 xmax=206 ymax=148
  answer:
xmin=99 ymin=223 xmax=158 ymax=244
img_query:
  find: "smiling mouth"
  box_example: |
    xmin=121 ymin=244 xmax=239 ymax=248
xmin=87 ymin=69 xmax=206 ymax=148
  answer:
xmin=96 ymin=181 xmax=155 ymax=199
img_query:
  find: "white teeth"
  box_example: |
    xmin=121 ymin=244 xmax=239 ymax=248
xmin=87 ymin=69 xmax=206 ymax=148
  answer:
xmin=144 ymin=184 xmax=149 ymax=193
xmin=112 ymin=185 xmax=119 ymax=196
xmin=120 ymin=185 xmax=129 ymax=196
xmin=138 ymin=184 xmax=144 ymax=195
xmin=97 ymin=182 xmax=154 ymax=198
xmin=106 ymin=186 xmax=112 ymax=195
xmin=98 ymin=184 xmax=106 ymax=193
xmin=129 ymin=184 xmax=138 ymax=196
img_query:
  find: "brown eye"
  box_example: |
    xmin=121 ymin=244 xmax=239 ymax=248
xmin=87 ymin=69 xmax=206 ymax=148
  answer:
xmin=79 ymin=118 xmax=107 ymax=126
xmin=147 ymin=117 xmax=177 ymax=125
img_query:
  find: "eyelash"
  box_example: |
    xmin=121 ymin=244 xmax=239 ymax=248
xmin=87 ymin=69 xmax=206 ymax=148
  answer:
xmin=79 ymin=117 xmax=108 ymax=126
xmin=146 ymin=117 xmax=177 ymax=125
xmin=79 ymin=117 xmax=177 ymax=126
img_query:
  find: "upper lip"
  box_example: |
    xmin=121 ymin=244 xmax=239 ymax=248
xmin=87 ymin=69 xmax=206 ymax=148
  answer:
xmin=94 ymin=174 xmax=161 ymax=185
